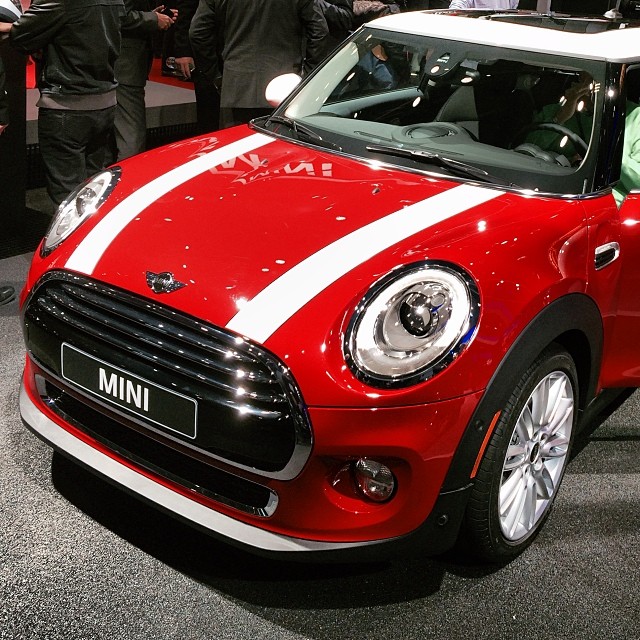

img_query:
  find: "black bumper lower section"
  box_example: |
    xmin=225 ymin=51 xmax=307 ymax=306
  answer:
xmin=249 ymin=484 xmax=473 ymax=564
xmin=23 ymin=373 xmax=473 ymax=561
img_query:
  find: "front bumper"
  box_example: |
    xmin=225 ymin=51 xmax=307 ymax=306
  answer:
xmin=20 ymin=380 xmax=368 ymax=553
xmin=21 ymin=358 xmax=482 ymax=558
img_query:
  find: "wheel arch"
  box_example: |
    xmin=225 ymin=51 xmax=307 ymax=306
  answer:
xmin=441 ymin=292 xmax=603 ymax=494
xmin=346 ymin=294 xmax=604 ymax=559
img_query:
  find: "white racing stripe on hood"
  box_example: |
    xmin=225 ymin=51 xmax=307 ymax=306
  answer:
xmin=226 ymin=183 xmax=502 ymax=344
xmin=64 ymin=133 xmax=275 ymax=275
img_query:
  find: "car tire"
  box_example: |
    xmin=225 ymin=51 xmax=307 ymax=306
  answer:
xmin=462 ymin=344 xmax=578 ymax=562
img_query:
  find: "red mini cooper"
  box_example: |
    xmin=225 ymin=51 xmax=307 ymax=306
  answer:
xmin=19 ymin=9 xmax=640 ymax=562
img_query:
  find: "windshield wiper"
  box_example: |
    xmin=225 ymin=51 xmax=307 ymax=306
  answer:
xmin=263 ymin=115 xmax=342 ymax=152
xmin=366 ymin=143 xmax=519 ymax=188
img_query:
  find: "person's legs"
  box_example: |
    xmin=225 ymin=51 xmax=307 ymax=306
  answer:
xmin=85 ymin=105 xmax=116 ymax=174
xmin=38 ymin=108 xmax=88 ymax=206
xmin=39 ymin=107 xmax=116 ymax=206
xmin=112 ymin=84 xmax=145 ymax=161
xmin=192 ymin=71 xmax=221 ymax=133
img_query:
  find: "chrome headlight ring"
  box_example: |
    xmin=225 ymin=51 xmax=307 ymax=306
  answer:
xmin=344 ymin=261 xmax=480 ymax=389
xmin=41 ymin=167 xmax=121 ymax=257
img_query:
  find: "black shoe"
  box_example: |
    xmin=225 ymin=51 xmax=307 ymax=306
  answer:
xmin=0 ymin=285 xmax=16 ymax=306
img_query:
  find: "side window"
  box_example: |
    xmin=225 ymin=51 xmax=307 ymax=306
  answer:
xmin=614 ymin=66 xmax=640 ymax=206
xmin=625 ymin=66 xmax=640 ymax=105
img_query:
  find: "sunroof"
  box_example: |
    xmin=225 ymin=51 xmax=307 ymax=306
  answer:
xmin=484 ymin=13 xmax=636 ymax=33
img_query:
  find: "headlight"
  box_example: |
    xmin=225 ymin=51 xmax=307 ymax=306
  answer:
xmin=345 ymin=262 xmax=480 ymax=388
xmin=41 ymin=168 xmax=120 ymax=257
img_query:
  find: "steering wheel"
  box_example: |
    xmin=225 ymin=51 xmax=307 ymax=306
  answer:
xmin=510 ymin=122 xmax=588 ymax=156
xmin=513 ymin=143 xmax=571 ymax=167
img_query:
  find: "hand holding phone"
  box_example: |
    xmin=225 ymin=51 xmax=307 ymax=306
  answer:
xmin=154 ymin=5 xmax=176 ymax=30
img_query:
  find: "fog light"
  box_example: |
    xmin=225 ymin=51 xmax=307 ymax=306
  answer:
xmin=353 ymin=458 xmax=395 ymax=502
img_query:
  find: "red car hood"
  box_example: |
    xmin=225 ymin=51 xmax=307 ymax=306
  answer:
xmin=54 ymin=128 xmax=506 ymax=347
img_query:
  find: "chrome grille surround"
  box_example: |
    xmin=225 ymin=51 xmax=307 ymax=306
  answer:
xmin=23 ymin=271 xmax=313 ymax=482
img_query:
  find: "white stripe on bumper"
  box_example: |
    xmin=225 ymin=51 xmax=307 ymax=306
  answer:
xmin=20 ymin=380 xmax=375 ymax=553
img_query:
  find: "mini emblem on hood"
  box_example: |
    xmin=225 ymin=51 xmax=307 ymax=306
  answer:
xmin=145 ymin=271 xmax=187 ymax=294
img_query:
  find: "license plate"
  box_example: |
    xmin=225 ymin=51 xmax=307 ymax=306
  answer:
xmin=61 ymin=343 xmax=198 ymax=439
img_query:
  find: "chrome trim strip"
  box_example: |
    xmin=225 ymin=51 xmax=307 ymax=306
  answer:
xmin=20 ymin=381 xmax=376 ymax=552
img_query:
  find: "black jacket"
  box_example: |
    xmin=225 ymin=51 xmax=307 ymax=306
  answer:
xmin=117 ymin=0 xmax=158 ymax=87
xmin=189 ymin=0 xmax=330 ymax=109
xmin=317 ymin=0 xmax=353 ymax=50
xmin=0 ymin=56 xmax=7 ymax=125
xmin=174 ymin=0 xmax=197 ymax=59
xmin=10 ymin=0 xmax=125 ymax=109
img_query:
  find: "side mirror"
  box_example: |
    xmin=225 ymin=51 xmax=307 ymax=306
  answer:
xmin=265 ymin=74 xmax=302 ymax=108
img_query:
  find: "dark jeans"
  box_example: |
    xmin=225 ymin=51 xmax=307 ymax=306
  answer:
xmin=192 ymin=71 xmax=221 ymax=134
xmin=38 ymin=106 xmax=116 ymax=207
xmin=113 ymin=84 xmax=146 ymax=162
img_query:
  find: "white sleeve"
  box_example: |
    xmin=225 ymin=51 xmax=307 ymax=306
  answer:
xmin=449 ymin=0 xmax=471 ymax=8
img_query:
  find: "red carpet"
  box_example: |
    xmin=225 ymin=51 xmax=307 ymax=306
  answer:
xmin=26 ymin=56 xmax=35 ymax=89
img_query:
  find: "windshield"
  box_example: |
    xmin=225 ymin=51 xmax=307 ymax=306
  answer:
xmin=261 ymin=27 xmax=606 ymax=195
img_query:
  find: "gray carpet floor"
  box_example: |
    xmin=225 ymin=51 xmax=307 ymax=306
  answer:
xmin=1 ymin=233 xmax=639 ymax=639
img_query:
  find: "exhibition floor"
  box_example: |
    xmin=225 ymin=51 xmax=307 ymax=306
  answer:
xmin=1 ymin=92 xmax=639 ymax=634
xmin=1 ymin=207 xmax=639 ymax=637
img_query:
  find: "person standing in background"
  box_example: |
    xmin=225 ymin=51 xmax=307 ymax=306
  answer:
xmin=449 ymin=0 xmax=518 ymax=8
xmin=316 ymin=0 xmax=353 ymax=50
xmin=0 ymin=52 xmax=7 ymax=137
xmin=189 ymin=0 xmax=330 ymax=129
xmin=112 ymin=0 xmax=176 ymax=161
xmin=0 ymin=0 xmax=125 ymax=207
xmin=0 ymin=54 xmax=15 ymax=306
xmin=172 ymin=0 xmax=221 ymax=133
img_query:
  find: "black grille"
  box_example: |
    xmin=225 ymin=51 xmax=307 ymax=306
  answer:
xmin=23 ymin=272 xmax=312 ymax=480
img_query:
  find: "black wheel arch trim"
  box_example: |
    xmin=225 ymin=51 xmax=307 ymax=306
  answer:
xmin=442 ymin=292 xmax=603 ymax=494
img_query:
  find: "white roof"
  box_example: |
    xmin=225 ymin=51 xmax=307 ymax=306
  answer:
xmin=371 ymin=11 xmax=640 ymax=64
